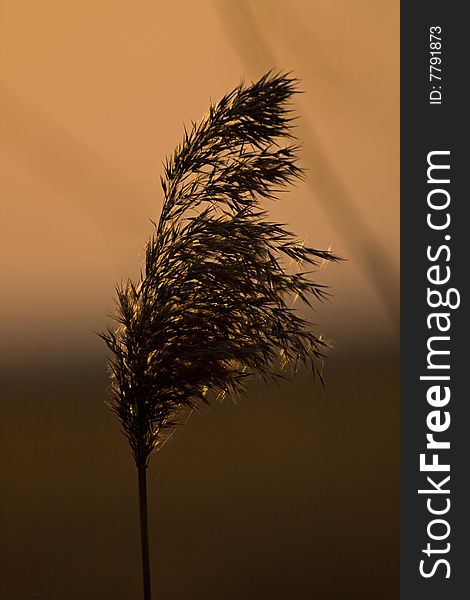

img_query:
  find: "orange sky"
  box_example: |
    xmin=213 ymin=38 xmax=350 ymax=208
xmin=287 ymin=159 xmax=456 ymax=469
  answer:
xmin=0 ymin=0 xmax=399 ymax=368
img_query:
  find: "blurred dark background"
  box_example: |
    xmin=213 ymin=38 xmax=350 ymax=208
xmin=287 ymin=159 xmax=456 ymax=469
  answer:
xmin=0 ymin=1 xmax=398 ymax=598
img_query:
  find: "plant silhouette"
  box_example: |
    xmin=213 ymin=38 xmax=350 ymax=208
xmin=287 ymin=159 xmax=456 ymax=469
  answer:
xmin=101 ymin=71 xmax=339 ymax=600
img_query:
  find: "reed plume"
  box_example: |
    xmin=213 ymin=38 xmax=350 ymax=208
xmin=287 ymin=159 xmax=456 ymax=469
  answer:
xmin=101 ymin=71 xmax=339 ymax=600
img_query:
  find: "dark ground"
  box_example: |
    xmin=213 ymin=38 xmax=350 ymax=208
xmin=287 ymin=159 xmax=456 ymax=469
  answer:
xmin=1 ymin=345 xmax=398 ymax=599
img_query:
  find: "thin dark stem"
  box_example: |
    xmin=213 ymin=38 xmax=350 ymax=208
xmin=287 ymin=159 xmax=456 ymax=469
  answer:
xmin=137 ymin=462 xmax=152 ymax=600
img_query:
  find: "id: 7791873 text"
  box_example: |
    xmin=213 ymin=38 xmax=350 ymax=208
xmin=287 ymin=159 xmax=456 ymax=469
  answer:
xmin=429 ymin=26 xmax=442 ymax=105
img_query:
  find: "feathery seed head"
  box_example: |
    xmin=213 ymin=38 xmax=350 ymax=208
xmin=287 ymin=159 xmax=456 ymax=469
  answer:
xmin=101 ymin=71 xmax=339 ymax=466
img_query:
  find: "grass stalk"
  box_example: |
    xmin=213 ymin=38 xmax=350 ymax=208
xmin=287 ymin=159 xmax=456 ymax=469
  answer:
xmin=101 ymin=71 xmax=341 ymax=598
xmin=137 ymin=462 xmax=152 ymax=600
